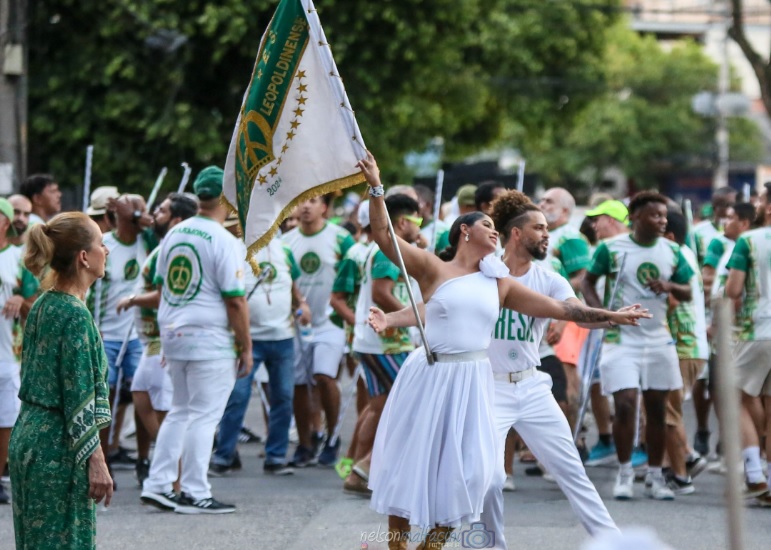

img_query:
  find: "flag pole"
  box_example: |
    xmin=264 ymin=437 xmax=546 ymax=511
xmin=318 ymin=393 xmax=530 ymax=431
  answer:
xmin=574 ymin=252 xmax=627 ymax=441
xmin=428 ymin=169 xmax=444 ymax=253
xmin=82 ymin=145 xmax=94 ymax=213
xmin=715 ymin=298 xmax=745 ymax=550
xmin=516 ymin=159 xmax=526 ymax=193
xmin=146 ymin=167 xmax=168 ymax=211
xmin=177 ymin=162 xmax=192 ymax=193
xmin=384 ymin=212 xmax=434 ymax=365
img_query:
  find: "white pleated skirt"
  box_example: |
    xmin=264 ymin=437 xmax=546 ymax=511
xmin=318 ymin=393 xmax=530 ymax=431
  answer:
xmin=368 ymin=349 xmax=498 ymax=529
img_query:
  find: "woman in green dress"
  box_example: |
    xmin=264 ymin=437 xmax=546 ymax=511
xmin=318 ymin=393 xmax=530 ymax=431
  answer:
xmin=10 ymin=212 xmax=113 ymax=549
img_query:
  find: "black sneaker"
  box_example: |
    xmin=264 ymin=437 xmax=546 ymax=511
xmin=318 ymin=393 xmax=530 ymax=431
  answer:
xmin=135 ymin=459 xmax=150 ymax=487
xmin=209 ymin=452 xmax=242 ymax=477
xmin=694 ymin=430 xmax=710 ymax=457
xmin=310 ymin=432 xmax=325 ymax=457
xmin=686 ymin=455 xmax=708 ymax=479
xmin=665 ymin=472 xmax=695 ymax=495
xmin=174 ymin=492 xmax=235 ymax=514
xmin=264 ymin=463 xmax=295 ymax=476
xmin=318 ymin=439 xmax=341 ymax=467
xmin=108 ymin=447 xmax=137 ymax=471
xmin=238 ymin=426 xmax=263 ymax=444
xmin=0 ymin=483 xmax=10 ymax=504
xmin=289 ymin=445 xmax=318 ymax=468
xmin=140 ymin=490 xmax=179 ymax=511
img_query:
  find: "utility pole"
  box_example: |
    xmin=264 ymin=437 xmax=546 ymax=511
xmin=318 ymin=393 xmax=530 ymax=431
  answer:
xmin=714 ymin=1 xmax=730 ymax=190
xmin=0 ymin=0 xmax=27 ymax=192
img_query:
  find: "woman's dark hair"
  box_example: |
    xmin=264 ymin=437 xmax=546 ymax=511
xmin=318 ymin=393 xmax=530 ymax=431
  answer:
xmin=438 ymin=212 xmax=487 ymax=261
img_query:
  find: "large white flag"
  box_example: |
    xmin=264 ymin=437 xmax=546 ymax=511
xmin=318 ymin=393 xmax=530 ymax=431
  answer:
xmin=223 ymin=0 xmax=366 ymax=264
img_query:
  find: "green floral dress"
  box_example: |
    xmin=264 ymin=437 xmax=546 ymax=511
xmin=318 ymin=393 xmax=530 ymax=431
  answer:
xmin=9 ymin=291 xmax=111 ymax=550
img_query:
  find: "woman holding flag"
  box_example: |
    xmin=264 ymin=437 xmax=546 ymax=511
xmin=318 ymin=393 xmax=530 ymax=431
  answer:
xmin=357 ymin=152 xmax=645 ymax=549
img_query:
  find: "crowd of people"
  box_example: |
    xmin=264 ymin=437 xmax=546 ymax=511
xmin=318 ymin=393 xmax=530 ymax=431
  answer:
xmin=0 ymin=161 xmax=769 ymax=548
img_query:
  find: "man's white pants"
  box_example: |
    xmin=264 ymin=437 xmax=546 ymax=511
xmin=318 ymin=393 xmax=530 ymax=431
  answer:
xmin=480 ymin=372 xmax=619 ymax=549
xmin=143 ymin=358 xmax=236 ymax=500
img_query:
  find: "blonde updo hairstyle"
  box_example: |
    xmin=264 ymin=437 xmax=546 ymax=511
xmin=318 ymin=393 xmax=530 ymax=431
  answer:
xmin=25 ymin=212 xmax=98 ymax=290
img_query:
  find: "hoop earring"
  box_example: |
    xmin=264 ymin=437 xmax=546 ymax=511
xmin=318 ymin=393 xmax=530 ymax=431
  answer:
xmin=464 ymin=233 xmax=470 ymax=242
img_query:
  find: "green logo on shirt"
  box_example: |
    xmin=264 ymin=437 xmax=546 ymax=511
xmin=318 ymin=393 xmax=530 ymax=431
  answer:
xmin=124 ymin=259 xmax=140 ymax=280
xmin=636 ymin=262 xmax=660 ymax=285
xmin=163 ymin=243 xmax=203 ymax=306
xmin=300 ymin=252 xmax=321 ymax=274
xmin=259 ymin=261 xmax=277 ymax=282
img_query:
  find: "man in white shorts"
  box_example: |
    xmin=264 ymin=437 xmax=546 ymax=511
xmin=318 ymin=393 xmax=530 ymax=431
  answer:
xmin=480 ymin=191 xmax=621 ymax=546
xmin=725 ymin=184 xmax=771 ymax=505
xmin=117 ymin=192 xmax=199 ymax=485
xmin=141 ymin=167 xmax=251 ymax=514
xmin=0 ymin=198 xmax=39 ymax=504
xmin=583 ymin=191 xmax=694 ymax=501
xmin=283 ymin=194 xmax=355 ymax=467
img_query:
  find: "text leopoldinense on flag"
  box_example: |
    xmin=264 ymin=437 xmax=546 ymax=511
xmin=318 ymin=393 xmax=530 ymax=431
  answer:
xmin=223 ymin=0 xmax=366 ymax=265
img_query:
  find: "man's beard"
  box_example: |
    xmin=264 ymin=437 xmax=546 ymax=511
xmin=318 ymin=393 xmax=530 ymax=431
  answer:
xmin=12 ymin=222 xmax=27 ymax=235
xmin=526 ymin=240 xmax=548 ymax=261
xmin=154 ymin=221 xmax=170 ymax=238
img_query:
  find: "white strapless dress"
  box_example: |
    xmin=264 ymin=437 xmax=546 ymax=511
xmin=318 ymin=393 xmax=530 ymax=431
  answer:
xmin=369 ymin=268 xmax=503 ymax=529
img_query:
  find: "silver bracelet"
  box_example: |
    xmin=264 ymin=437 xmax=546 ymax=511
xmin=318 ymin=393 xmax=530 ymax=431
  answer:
xmin=368 ymin=185 xmax=384 ymax=198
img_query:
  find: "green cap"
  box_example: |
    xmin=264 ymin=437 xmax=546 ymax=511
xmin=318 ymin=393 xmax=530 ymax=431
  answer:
xmin=456 ymin=184 xmax=477 ymax=207
xmin=0 ymin=198 xmax=17 ymax=237
xmin=193 ymin=166 xmax=224 ymax=199
xmin=585 ymin=200 xmax=628 ymax=223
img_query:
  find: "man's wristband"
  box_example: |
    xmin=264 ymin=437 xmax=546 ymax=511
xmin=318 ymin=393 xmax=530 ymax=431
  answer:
xmin=368 ymin=185 xmax=384 ymax=198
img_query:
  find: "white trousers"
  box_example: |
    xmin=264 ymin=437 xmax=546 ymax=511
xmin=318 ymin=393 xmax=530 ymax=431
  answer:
xmin=480 ymin=372 xmax=619 ymax=549
xmin=143 ymin=357 xmax=236 ymax=500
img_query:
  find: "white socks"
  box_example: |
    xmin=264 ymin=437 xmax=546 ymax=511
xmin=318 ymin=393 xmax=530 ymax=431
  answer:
xmin=742 ymin=446 xmax=765 ymax=484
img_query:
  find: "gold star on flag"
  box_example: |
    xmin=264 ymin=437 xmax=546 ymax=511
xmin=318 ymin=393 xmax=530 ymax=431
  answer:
xmin=281 ymin=144 xmax=289 ymax=153
xmin=290 ymin=120 xmax=300 ymax=129
xmin=298 ymin=83 xmax=308 ymax=93
xmin=294 ymin=107 xmax=304 ymax=117
xmin=269 ymin=166 xmax=278 ymax=176
xmin=258 ymin=174 xmax=268 ymax=185
xmin=298 ymin=96 xmax=307 ymax=105
xmin=297 ymin=70 xmax=306 ymax=79
xmin=276 ymin=158 xmax=282 ymax=165
xmin=257 ymin=69 xmax=263 ymax=80
xmin=287 ymin=130 xmax=296 ymax=140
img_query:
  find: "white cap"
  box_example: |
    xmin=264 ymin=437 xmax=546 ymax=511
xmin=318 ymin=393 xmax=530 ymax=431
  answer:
xmin=357 ymin=200 xmax=370 ymax=228
xmin=87 ymin=186 xmax=120 ymax=216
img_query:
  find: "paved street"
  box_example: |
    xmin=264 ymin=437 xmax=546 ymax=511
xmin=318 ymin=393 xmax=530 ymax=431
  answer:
xmin=2 ymin=377 xmax=770 ymax=549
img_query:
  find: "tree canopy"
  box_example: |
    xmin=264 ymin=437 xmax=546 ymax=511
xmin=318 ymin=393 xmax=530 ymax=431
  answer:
xmin=27 ymin=0 xmax=617 ymax=192
xmin=524 ymin=20 xmax=763 ymax=188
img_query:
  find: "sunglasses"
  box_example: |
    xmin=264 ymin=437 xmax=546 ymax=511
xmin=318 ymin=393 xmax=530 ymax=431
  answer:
xmin=402 ymin=215 xmax=423 ymax=227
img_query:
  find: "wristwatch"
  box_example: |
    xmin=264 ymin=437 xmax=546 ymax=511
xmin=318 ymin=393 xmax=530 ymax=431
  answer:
xmin=132 ymin=210 xmax=142 ymax=221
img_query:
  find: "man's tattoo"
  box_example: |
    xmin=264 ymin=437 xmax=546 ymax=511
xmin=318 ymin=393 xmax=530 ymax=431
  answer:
xmin=561 ymin=302 xmax=610 ymax=323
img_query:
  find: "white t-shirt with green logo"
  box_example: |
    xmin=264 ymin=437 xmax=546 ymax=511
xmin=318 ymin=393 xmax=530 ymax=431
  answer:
xmin=155 ymin=216 xmax=246 ymax=360
xmin=247 ymin=236 xmax=301 ymax=342
xmin=0 ymin=245 xmax=38 ymax=363
xmin=588 ymin=234 xmax=693 ymax=347
xmin=488 ymin=262 xmax=575 ymax=374
xmin=89 ymin=231 xmax=147 ymax=341
xmin=727 ymin=227 xmax=771 ymax=341
xmin=282 ymin=222 xmax=355 ymax=329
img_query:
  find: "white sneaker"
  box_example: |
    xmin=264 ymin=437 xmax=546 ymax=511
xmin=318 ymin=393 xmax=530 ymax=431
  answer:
xmin=644 ymin=474 xmax=675 ymax=500
xmin=503 ymin=475 xmax=516 ymax=492
xmin=613 ymin=470 xmax=634 ymax=500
